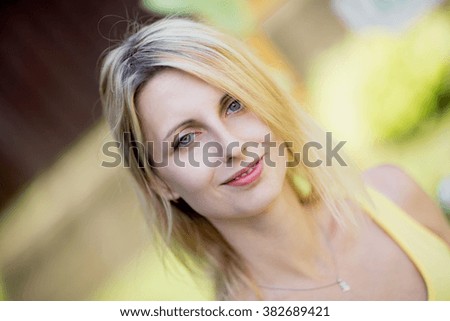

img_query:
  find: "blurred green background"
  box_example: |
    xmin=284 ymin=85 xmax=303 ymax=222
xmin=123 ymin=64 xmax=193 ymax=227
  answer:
xmin=0 ymin=0 xmax=448 ymax=300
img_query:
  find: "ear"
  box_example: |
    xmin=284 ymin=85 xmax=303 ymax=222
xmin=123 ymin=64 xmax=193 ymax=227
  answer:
xmin=152 ymin=174 xmax=181 ymax=202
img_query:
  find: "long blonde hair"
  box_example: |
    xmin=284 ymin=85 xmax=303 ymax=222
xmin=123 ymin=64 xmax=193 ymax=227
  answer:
xmin=99 ymin=16 xmax=372 ymax=299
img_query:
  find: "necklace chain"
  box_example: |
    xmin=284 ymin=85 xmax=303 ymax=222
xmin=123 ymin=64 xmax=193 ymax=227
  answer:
xmin=259 ymin=279 xmax=350 ymax=292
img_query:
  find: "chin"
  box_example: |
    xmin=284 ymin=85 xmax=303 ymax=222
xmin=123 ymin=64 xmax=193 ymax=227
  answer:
xmin=233 ymin=179 xmax=285 ymax=217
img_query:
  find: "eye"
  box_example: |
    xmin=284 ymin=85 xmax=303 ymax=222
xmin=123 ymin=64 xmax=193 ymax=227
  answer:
xmin=173 ymin=132 xmax=197 ymax=149
xmin=225 ymin=99 xmax=243 ymax=115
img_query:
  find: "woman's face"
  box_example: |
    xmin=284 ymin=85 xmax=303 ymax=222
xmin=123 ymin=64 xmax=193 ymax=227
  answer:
xmin=137 ymin=68 xmax=289 ymax=221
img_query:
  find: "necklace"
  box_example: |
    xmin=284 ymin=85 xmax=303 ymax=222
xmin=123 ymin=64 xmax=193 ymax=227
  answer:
xmin=258 ymin=225 xmax=351 ymax=293
xmin=259 ymin=279 xmax=350 ymax=292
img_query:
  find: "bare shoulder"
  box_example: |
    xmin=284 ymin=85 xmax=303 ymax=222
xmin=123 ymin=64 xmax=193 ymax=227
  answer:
xmin=362 ymin=163 xmax=450 ymax=245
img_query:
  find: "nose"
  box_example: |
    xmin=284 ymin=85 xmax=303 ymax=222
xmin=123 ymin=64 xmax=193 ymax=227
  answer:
xmin=213 ymin=127 xmax=248 ymax=166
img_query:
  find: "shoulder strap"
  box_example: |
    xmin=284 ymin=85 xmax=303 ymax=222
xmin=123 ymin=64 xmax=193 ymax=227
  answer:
xmin=360 ymin=186 xmax=450 ymax=300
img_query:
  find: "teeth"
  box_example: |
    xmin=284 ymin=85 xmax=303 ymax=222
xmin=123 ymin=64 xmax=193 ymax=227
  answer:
xmin=234 ymin=166 xmax=255 ymax=180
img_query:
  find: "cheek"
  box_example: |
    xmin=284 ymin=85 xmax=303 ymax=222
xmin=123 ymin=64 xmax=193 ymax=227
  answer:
xmin=157 ymin=158 xmax=214 ymax=196
xmin=229 ymin=113 xmax=271 ymax=140
xmin=159 ymin=161 xmax=222 ymax=217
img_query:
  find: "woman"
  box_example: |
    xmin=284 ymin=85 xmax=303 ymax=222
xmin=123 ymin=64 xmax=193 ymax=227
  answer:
xmin=99 ymin=16 xmax=450 ymax=300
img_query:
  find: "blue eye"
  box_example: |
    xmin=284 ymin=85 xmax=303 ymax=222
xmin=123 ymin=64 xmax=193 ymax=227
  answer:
xmin=174 ymin=132 xmax=196 ymax=149
xmin=226 ymin=100 xmax=243 ymax=115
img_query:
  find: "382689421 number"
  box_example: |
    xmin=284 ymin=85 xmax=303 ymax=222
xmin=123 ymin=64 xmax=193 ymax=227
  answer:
xmin=262 ymin=306 xmax=330 ymax=317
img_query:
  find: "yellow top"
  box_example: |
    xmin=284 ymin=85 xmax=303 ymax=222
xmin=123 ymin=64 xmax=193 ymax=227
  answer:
xmin=362 ymin=186 xmax=450 ymax=300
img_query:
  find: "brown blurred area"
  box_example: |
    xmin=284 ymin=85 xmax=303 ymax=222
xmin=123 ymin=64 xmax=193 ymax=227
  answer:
xmin=0 ymin=0 xmax=159 ymax=299
xmin=0 ymin=0 xmax=153 ymax=209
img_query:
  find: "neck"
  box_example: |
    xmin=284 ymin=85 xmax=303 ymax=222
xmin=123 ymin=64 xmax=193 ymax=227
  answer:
xmin=208 ymin=178 xmax=338 ymax=288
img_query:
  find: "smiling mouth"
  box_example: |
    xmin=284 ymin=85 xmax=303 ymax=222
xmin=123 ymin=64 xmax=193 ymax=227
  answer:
xmin=222 ymin=155 xmax=264 ymax=186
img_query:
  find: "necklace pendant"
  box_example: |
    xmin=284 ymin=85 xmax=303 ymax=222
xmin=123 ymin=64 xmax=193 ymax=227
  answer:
xmin=337 ymin=279 xmax=351 ymax=292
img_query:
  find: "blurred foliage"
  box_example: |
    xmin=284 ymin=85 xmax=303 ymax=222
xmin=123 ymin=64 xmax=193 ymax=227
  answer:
xmin=142 ymin=0 xmax=255 ymax=35
xmin=308 ymin=9 xmax=450 ymax=145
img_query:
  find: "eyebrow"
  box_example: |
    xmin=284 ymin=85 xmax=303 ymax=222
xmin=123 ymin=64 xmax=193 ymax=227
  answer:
xmin=162 ymin=93 xmax=231 ymax=141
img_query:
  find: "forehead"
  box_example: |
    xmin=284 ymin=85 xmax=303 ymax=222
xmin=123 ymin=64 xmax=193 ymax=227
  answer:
xmin=136 ymin=69 xmax=223 ymax=141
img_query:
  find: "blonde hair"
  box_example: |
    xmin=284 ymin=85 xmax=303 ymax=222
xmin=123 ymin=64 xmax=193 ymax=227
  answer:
xmin=99 ymin=16 xmax=372 ymax=300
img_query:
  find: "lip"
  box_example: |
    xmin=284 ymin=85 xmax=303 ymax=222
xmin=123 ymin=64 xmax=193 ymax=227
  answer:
xmin=222 ymin=155 xmax=264 ymax=187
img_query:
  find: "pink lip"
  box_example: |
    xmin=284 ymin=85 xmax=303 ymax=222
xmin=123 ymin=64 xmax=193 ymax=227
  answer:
xmin=223 ymin=156 xmax=264 ymax=187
